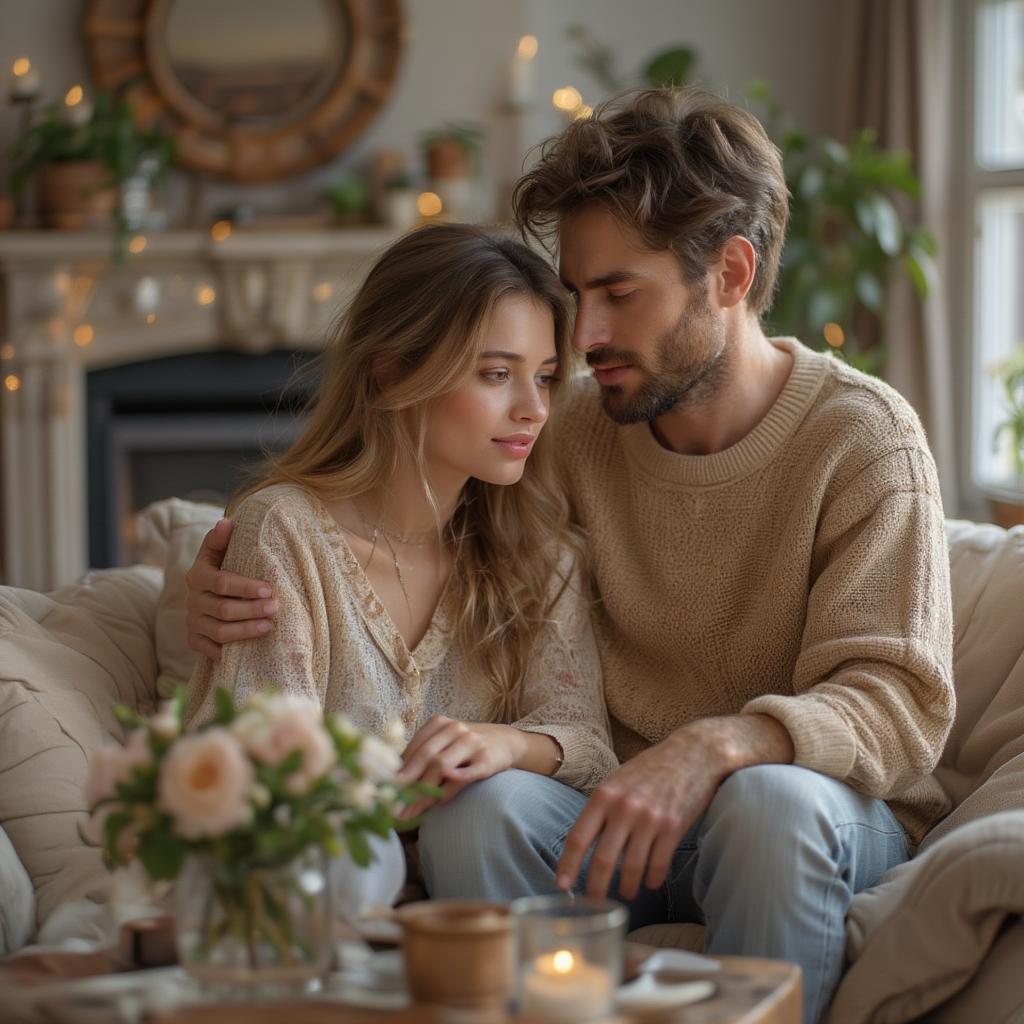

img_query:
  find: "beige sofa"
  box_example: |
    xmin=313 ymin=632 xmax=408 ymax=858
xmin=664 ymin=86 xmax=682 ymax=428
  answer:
xmin=1 ymin=502 xmax=1023 ymax=1022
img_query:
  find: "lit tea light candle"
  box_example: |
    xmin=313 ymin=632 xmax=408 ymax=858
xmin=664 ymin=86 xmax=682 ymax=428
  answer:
xmin=64 ymin=85 xmax=92 ymax=128
xmin=10 ymin=58 xmax=41 ymax=101
xmin=520 ymin=948 xmax=614 ymax=1021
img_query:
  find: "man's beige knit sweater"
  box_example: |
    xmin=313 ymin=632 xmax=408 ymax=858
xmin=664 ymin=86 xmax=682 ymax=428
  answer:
xmin=556 ymin=338 xmax=956 ymax=843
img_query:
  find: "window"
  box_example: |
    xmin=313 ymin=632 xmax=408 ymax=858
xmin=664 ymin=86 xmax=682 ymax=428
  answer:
xmin=970 ymin=0 xmax=1024 ymax=495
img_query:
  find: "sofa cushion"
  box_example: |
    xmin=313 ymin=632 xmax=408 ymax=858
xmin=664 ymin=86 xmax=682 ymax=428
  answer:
xmin=828 ymin=811 xmax=1024 ymax=1024
xmin=935 ymin=521 xmax=1024 ymax=810
xmin=136 ymin=498 xmax=223 ymax=698
xmin=0 ymin=823 xmax=35 ymax=953
xmin=827 ymin=521 xmax=1024 ymax=1021
xmin=0 ymin=565 xmax=162 ymax=926
xmin=626 ymin=923 xmax=705 ymax=952
xmin=924 ymin=915 xmax=1024 ymax=1024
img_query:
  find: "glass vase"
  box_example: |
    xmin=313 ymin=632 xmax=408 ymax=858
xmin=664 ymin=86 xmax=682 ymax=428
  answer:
xmin=174 ymin=848 xmax=332 ymax=997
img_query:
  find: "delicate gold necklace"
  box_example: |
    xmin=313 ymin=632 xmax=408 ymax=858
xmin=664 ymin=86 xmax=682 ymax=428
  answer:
xmin=353 ymin=510 xmax=415 ymax=626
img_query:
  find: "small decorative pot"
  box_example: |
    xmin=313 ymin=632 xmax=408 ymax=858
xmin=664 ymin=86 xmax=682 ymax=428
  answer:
xmin=425 ymin=139 xmax=469 ymax=181
xmin=174 ymin=848 xmax=332 ymax=997
xmin=36 ymin=160 xmax=117 ymax=230
xmin=397 ymin=900 xmax=514 ymax=1010
xmin=989 ymin=495 xmax=1024 ymax=529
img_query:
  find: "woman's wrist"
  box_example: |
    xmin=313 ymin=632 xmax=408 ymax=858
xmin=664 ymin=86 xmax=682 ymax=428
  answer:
xmin=508 ymin=728 xmax=562 ymax=776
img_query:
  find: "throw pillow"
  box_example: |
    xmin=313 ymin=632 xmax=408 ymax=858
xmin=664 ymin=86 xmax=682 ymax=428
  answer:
xmin=136 ymin=498 xmax=223 ymax=698
xmin=0 ymin=565 xmax=161 ymax=926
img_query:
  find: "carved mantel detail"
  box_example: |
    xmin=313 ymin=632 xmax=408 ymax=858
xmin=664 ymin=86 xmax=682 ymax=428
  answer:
xmin=0 ymin=228 xmax=396 ymax=589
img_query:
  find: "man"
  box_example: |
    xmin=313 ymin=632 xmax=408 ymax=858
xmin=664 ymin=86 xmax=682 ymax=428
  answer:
xmin=184 ymin=89 xmax=954 ymax=1023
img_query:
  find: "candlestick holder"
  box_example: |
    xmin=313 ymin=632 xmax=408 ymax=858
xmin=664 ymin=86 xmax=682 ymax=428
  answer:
xmin=8 ymin=95 xmax=37 ymax=227
xmin=511 ymin=894 xmax=627 ymax=1022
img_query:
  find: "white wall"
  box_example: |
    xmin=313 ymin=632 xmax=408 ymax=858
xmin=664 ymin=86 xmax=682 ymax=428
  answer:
xmin=0 ymin=0 xmax=845 ymax=221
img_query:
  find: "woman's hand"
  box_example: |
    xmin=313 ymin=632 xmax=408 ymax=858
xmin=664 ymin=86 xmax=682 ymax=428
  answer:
xmin=396 ymin=717 xmax=545 ymax=819
xmin=185 ymin=519 xmax=279 ymax=661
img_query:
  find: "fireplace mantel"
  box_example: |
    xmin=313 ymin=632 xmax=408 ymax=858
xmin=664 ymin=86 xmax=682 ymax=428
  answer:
xmin=0 ymin=227 xmax=397 ymax=589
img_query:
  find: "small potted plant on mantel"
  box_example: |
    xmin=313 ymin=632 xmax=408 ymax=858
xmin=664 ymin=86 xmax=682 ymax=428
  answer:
xmin=10 ymin=88 xmax=174 ymax=256
xmin=420 ymin=122 xmax=485 ymax=220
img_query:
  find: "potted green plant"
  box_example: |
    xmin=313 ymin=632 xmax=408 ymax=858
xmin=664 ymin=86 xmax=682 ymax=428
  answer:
xmin=420 ymin=122 xmax=484 ymax=182
xmin=566 ymin=23 xmax=695 ymax=92
xmin=10 ymin=89 xmax=174 ymax=254
xmin=748 ymin=82 xmax=936 ymax=375
xmin=327 ymin=171 xmax=371 ymax=226
xmin=419 ymin=122 xmax=485 ymax=220
xmin=988 ymin=347 xmax=1024 ymax=528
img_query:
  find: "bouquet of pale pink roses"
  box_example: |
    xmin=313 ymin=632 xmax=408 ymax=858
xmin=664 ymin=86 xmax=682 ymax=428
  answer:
xmin=87 ymin=688 xmax=424 ymax=983
xmin=86 ymin=687 xmax=416 ymax=881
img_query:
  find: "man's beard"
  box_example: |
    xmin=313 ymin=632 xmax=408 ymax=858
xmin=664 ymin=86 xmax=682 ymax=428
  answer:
xmin=587 ymin=291 xmax=729 ymax=425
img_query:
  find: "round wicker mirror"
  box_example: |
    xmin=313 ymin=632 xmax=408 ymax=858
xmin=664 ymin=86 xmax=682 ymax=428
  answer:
xmin=84 ymin=0 xmax=404 ymax=182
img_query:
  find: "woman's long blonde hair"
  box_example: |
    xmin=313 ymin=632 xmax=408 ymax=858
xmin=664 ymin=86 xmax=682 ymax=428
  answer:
xmin=234 ymin=223 xmax=582 ymax=721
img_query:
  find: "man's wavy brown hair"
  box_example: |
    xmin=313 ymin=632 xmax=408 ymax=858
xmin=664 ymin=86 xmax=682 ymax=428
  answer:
xmin=513 ymin=87 xmax=789 ymax=316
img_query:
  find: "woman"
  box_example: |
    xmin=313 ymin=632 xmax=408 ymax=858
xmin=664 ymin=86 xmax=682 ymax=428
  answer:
xmin=186 ymin=223 xmax=616 ymax=820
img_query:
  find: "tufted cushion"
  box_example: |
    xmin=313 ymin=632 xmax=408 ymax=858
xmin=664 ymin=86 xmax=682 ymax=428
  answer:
xmin=136 ymin=498 xmax=223 ymax=698
xmin=0 ymin=565 xmax=162 ymax=926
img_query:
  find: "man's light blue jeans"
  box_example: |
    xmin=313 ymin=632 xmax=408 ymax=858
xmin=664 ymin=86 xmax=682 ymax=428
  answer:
xmin=417 ymin=764 xmax=909 ymax=1024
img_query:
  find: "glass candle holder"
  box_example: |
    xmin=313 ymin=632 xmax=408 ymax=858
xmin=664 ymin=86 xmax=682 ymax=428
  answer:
xmin=511 ymin=895 xmax=627 ymax=1022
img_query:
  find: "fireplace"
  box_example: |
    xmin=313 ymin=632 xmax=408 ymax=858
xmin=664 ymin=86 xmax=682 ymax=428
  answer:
xmin=87 ymin=349 xmax=318 ymax=567
xmin=0 ymin=226 xmax=392 ymax=590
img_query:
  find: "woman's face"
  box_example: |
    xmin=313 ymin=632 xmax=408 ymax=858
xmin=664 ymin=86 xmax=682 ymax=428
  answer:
xmin=422 ymin=295 xmax=559 ymax=490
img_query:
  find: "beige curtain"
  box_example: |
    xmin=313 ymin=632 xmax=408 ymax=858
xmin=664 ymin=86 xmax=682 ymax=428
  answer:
xmin=837 ymin=0 xmax=959 ymax=513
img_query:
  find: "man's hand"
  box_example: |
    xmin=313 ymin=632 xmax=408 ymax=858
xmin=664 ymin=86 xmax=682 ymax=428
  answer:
xmin=556 ymin=715 xmax=795 ymax=900
xmin=185 ymin=519 xmax=279 ymax=661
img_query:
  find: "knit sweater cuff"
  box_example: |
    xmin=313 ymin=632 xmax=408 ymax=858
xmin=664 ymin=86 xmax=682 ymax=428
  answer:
xmin=741 ymin=695 xmax=858 ymax=780
xmin=516 ymin=724 xmax=603 ymax=793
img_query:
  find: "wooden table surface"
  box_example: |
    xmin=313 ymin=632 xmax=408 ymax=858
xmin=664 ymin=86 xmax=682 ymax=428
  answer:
xmin=150 ymin=957 xmax=801 ymax=1024
xmin=3 ymin=946 xmax=800 ymax=1024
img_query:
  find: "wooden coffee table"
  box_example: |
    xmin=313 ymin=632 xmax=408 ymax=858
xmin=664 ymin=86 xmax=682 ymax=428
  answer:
xmin=4 ymin=948 xmax=799 ymax=1024
xmin=152 ymin=956 xmax=800 ymax=1023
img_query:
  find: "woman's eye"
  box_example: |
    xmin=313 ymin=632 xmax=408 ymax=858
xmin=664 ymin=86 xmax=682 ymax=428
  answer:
xmin=482 ymin=369 xmax=510 ymax=383
xmin=537 ymin=374 xmax=560 ymax=389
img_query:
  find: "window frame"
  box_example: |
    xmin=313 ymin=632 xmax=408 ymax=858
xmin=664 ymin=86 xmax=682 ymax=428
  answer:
xmin=958 ymin=0 xmax=1024 ymax=517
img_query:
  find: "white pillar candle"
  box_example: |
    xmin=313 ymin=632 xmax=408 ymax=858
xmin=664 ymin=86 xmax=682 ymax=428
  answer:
xmin=506 ymin=35 xmax=537 ymax=109
xmin=520 ymin=949 xmax=614 ymax=1022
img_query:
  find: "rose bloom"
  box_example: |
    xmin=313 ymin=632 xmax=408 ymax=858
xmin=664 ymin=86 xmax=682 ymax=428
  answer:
xmin=384 ymin=717 xmax=406 ymax=751
xmin=85 ymin=729 xmax=152 ymax=807
xmin=344 ymin=778 xmax=378 ymax=811
xmin=158 ymin=729 xmax=254 ymax=839
xmin=235 ymin=694 xmax=336 ymax=795
xmin=358 ymin=735 xmax=402 ymax=782
xmin=149 ymin=702 xmax=181 ymax=741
